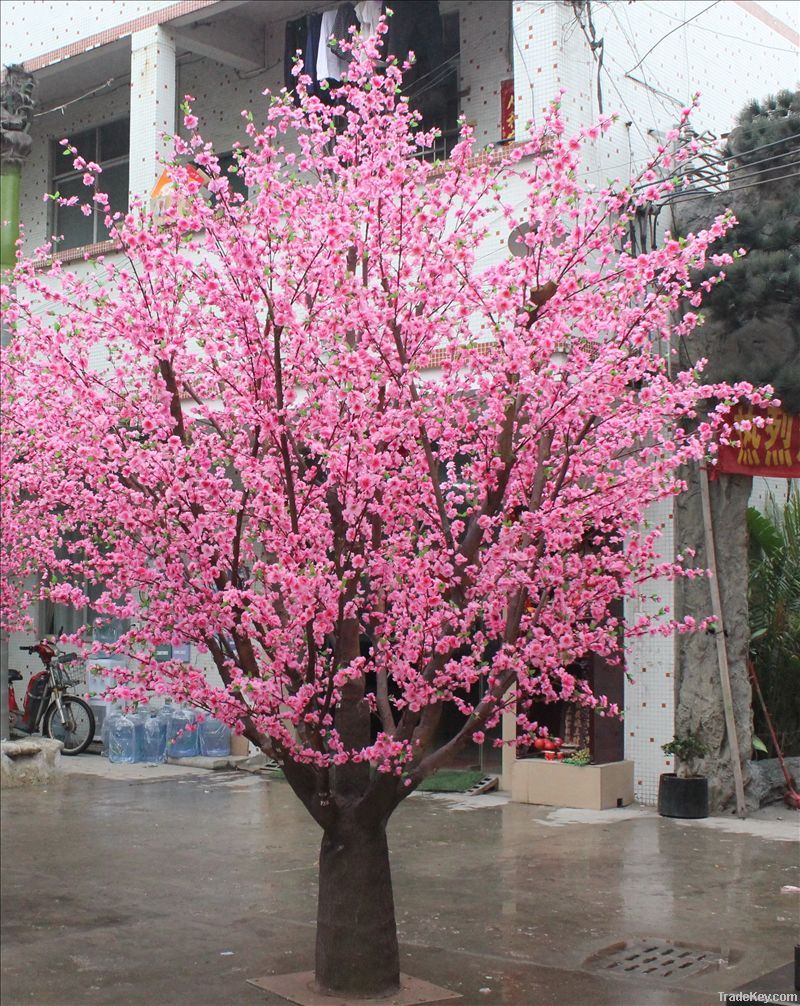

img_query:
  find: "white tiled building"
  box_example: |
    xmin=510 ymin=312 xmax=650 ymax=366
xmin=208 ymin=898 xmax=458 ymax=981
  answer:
xmin=3 ymin=0 xmax=798 ymax=801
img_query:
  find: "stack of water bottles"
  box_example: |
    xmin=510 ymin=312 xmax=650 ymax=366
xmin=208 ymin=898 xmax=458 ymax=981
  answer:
xmin=104 ymin=702 xmax=231 ymax=763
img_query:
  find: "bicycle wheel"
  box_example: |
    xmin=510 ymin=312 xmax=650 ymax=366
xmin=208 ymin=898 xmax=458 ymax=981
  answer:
xmin=42 ymin=696 xmax=96 ymax=755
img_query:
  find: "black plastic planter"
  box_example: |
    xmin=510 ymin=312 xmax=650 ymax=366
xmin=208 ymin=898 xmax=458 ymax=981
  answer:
xmin=657 ymin=773 xmax=709 ymax=819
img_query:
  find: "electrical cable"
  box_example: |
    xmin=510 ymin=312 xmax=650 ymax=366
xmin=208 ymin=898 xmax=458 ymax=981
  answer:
xmin=35 ymin=52 xmax=207 ymax=119
xmin=511 ymin=22 xmax=536 ymax=127
xmin=570 ymin=1 xmax=605 ymax=115
xmin=626 ymin=1 xmax=721 ymax=75
xmin=597 ymin=60 xmax=656 ymax=157
xmin=660 ymin=167 xmax=800 ymax=201
xmin=667 ymin=132 xmax=800 ymax=170
xmin=636 ymin=151 xmax=800 ymax=194
xmin=34 ymin=78 xmax=120 ymax=118
xmin=644 ymin=146 xmax=800 ymax=193
xmin=614 ymin=4 xmax=684 ymax=115
xmin=580 ymin=129 xmax=800 ymax=187
xmin=639 ymin=1 xmax=800 ymax=54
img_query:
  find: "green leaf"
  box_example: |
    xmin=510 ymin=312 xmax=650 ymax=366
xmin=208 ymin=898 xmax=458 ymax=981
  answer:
xmin=752 ymin=736 xmax=768 ymax=753
xmin=747 ymin=506 xmax=782 ymax=562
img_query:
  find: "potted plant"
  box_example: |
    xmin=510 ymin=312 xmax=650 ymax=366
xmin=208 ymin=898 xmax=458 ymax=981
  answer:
xmin=658 ymin=733 xmax=709 ymax=818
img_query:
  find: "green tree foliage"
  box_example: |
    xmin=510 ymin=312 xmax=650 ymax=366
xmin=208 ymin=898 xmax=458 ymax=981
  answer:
xmin=694 ymin=90 xmax=800 ymax=411
xmin=748 ymin=490 xmax=800 ymax=756
xmin=728 ymin=89 xmax=800 ymax=173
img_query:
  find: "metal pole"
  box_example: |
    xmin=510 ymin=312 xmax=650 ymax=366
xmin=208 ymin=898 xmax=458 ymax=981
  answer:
xmin=699 ymin=464 xmax=747 ymax=817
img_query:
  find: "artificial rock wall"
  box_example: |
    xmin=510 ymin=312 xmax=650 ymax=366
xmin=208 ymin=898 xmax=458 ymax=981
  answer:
xmin=674 ymin=471 xmax=754 ymax=812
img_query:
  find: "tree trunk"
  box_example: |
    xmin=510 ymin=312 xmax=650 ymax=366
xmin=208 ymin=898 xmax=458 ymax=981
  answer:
xmin=315 ymin=817 xmax=400 ymax=997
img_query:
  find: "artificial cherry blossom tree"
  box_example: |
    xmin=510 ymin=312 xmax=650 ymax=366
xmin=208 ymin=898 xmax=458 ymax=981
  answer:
xmin=1 ymin=29 xmax=768 ymax=997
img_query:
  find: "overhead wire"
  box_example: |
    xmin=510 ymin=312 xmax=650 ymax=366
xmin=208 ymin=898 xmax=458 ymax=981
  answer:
xmin=34 ymin=78 xmax=121 ymax=118
xmin=626 ymin=1 xmax=721 ymax=75
xmin=570 ymin=1 xmax=605 ymax=115
xmin=615 ymin=4 xmax=685 ymax=113
xmin=641 ymin=134 xmax=800 ymax=193
xmin=671 ymin=131 xmax=800 ymax=167
xmin=726 ymin=131 xmax=800 ymax=156
xmin=639 ymin=1 xmax=800 ymax=54
xmin=658 ymin=151 xmax=800 ymax=192
xmin=660 ymin=167 xmax=800 ymax=201
xmin=511 ymin=23 xmax=536 ymax=127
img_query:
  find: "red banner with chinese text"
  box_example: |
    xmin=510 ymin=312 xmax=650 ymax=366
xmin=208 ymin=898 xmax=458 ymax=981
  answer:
xmin=714 ymin=404 xmax=800 ymax=478
xmin=501 ymin=79 xmax=515 ymax=142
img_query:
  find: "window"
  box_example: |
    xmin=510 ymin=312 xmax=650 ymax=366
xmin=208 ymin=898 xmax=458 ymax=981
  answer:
xmin=407 ymin=10 xmax=460 ymax=162
xmin=39 ymin=594 xmax=129 ymax=656
xmin=38 ymin=535 xmax=129 ymax=655
xmin=51 ymin=118 xmax=130 ymax=251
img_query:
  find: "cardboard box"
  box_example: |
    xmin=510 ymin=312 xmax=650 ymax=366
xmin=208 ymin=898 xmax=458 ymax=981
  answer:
xmin=511 ymin=758 xmax=634 ymax=810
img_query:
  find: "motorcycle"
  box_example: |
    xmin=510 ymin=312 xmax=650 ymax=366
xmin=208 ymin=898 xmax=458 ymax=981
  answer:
xmin=8 ymin=640 xmax=95 ymax=755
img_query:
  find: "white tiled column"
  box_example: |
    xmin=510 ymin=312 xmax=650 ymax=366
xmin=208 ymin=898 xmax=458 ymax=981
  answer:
xmin=624 ymin=498 xmax=677 ymax=805
xmin=129 ymin=25 xmax=176 ymax=203
xmin=511 ymin=1 xmax=564 ymax=140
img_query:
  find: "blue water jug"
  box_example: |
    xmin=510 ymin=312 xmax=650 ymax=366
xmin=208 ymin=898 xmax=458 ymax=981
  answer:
xmin=101 ymin=705 xmax=121 ymax=756
xmin=198 ymin=717 xmax=231 ymax=757
xmin=157 ymin=702 xmax=174 ymax=729
xmin=129 ymin=710 xmax=149 ymax=762
xmin=108 ymin=712 xmax=137 ymax=764
xmin=140 ymin=712 xmax=167 ymax=763
xmin=167 ymin=706 xmax=198 ymax=758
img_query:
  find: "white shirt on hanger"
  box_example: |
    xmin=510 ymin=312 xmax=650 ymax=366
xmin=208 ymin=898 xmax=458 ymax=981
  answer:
xmin=317 ymin=9 xmax=350 ymax=82
xmin=355 ymin=0 xmax=383 ymax=39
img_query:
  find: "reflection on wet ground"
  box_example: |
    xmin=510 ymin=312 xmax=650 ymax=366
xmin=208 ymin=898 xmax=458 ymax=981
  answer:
xmin=2 ymin=765 xmax=797 ymax=1005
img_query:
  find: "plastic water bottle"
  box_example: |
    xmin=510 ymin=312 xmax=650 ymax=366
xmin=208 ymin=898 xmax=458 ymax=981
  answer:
xmin=167 ymin=706 xmax=198 ymax=758
xmin=108 ymin=712 xmax=137 ymax=764
xmin=157 ymin=702 xmax=174 ymax=731
xmin=101 ymin=705 xmax=121 ymax=756
xmin=198 ymin=717 xmax=231 ymax=757
xmin=140 ymin=712 xmax=167 ymax=763
xmin=129 ymin=710 xmax=148 ymax=762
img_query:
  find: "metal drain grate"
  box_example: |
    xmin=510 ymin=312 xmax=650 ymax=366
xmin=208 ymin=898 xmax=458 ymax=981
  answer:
xmin=586 ymin=939 xmax=731 ymax=980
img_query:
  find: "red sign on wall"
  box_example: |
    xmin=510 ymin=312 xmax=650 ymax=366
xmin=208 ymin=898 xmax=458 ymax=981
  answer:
xmin=501 ymin=79 xmax=515 ymax=142
xmin=715 ymin=404 xmax=800 ymax=478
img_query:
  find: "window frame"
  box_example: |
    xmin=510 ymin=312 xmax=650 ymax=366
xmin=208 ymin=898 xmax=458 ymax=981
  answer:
xmin=50 ymin=118 xmax=130 ymax=251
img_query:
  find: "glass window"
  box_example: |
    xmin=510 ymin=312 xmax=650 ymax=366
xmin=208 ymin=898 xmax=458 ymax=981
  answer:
xmin=99 ymin=119 xmax=129 ymax=161
xmin=101 ymin=162 xmax=130 ymax=218
xmin=68 ymin=127 xmax=98 ymax=163
xmin=51 ymin=118 xmax=130 ymax=251
xmin=52 ymin=175 xmax=95 ymax=249
xmin=407 ymin=10 xmax=461 ymax=162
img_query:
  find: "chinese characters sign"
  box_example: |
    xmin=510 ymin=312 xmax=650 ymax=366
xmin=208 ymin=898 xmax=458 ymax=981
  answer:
xmin=501 ymin=79 xmax=515 ymax=142
xmin=715 ymin=405 xmax=800 ymax=478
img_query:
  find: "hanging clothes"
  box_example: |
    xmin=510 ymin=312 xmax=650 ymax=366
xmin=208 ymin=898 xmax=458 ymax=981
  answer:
xmin=384 ymin=0 xmax=446 ymax=128
xmin=317 ymin=9 xmax=350 ymax=84
xmin=331 ymin=3 xmax=361 ymax=62
xmin=354 ymin=0 xmax=383 ymax=41
xmin=305 ymin=12 xmax=324 ymax=91
xmin=384 ymin=0 xmax=444 ymax=74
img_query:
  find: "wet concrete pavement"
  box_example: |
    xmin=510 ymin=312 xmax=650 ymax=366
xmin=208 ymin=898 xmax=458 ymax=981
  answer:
xmin=1 ymin=759 xmax=798 ymax=1006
